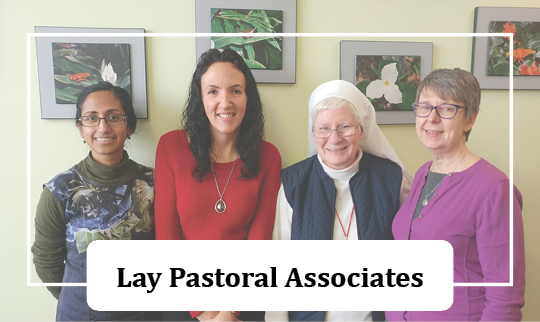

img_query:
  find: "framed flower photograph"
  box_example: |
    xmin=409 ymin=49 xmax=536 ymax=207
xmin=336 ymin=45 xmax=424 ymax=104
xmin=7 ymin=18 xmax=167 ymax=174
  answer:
xmin=472 ymin=7 xmax=540 ymax=90
xmin=51 ymin=42 xmax=132 ymax=104
xmin=340 ymin=41 xmax=433 ymax=125
xmin=195 ymin=0 xmax=297 ymax=83
xmin=35 ymin=27 xmax=148 ymax=119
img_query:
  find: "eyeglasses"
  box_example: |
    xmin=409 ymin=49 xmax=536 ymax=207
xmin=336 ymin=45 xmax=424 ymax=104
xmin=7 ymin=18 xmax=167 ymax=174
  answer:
xmin=78 ymin=114 xmax=127 ymax=127
xmin=412 ymin=103 xmax=463 ymax=119
xmin=312 ymin=124 xmax=360 ymax=139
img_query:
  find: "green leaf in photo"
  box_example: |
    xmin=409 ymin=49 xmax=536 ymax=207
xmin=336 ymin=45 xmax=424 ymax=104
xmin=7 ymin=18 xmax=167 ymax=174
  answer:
xmin=229 ymin=45 xmax=245 ymax=58
xmin=218 ymin=9 xmax=251 ymax=20
xmin=213 ymin=35 xmax=274 ymax=48
xmin=116 ymin=74 xmax=131 ymax=89
xmin=54 ymin=86 xmax=83 ymax=103
xmin=397 ymin=82 xmax=416 ymax=111
xmin=264 ymin=45 xmax=282 ymax=70
xmin=53 ymin=49 xmax=77 ymax=57
xmin=371 ymin=64 xmax=381 ymax=79
xmin=267 ymin=37 xmax=282 ymax=51
xmin=210 ymin=19 xmax=225 ymax=34
xmin=222 ymin=19 xmax=237 ymax=33
xmin=244 ymin=59 xmax=266 ymax=69
xmin=244 ymin=43 xmax=256 ymax=61
xmin=528 ymin=33 xmax=540 ymax=51
xmin=379 ymin=59 xmax=399 ymax=72
xmin=268 ymin=17 xmax=283 ymax=28
xmin=355 ymin=80 xmax=371 ymax=96
xmin=494 ymin=61 xmax=511 ymax=75
xmin=54 ymin=57 xmax=95 ymax=75
xmin=211 ymin=16 xmax=225 ymax=33
xmin=65 ymin=55 xmax=100 ymax=72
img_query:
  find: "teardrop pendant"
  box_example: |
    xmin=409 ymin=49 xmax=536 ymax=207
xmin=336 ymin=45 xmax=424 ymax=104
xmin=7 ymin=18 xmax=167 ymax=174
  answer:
xmin=215 ymin=199 xmax=226 ymax=213
xmin=422 ymin=197 xmax=428 ymax=207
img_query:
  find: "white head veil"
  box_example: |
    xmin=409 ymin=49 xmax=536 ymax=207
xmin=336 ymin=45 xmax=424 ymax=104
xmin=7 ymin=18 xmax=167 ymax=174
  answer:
xmin=307 ymin=80 xmax=413 ymax=192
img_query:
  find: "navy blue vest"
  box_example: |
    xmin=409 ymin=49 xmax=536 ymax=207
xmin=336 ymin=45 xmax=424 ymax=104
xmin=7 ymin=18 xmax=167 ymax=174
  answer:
xmin=281 ymin=152 xmax=401 ymax=321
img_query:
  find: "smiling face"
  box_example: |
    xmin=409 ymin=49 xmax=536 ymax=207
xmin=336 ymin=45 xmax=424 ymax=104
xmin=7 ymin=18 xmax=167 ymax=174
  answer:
xmin=312 ymin=106 xmax=362 ymax=170
xmin=78 ymin=90 xmax=133 ymax=166
xmin=201 ymin=62 xmax=247 ymax=141
xmin=416 ymin=89 xmax=477 ymax=156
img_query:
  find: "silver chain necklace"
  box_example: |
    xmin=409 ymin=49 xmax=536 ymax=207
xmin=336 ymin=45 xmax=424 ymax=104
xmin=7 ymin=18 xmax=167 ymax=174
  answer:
xmin=210 ymin=155 xmax=238 ymax=213
xmin=422 ymin=154 xmax=467 ymax=207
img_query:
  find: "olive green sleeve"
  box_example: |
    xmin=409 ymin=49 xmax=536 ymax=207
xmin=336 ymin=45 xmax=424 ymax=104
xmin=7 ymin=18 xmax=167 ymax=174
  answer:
xmin=31 ymin=187 xmax=67 ymax=299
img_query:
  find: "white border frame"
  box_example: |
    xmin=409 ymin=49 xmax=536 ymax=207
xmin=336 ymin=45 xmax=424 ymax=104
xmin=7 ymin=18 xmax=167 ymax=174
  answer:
xmin=340 ymin=40 xmax=433 ymax=125
xmin=35 ymin=26 xmax=148 ymax=118
xmin=27 ymin=33 xmax=514 ymax=290
xmin=195 ymin=0 xmax=297 ymax=84
xmin=472 ymin=6 xmax=540 ymax=90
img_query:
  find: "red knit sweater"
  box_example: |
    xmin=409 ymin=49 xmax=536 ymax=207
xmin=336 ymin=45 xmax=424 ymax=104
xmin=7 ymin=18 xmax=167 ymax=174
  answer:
xmin=155 ymin=129 xmax=282 ymax=241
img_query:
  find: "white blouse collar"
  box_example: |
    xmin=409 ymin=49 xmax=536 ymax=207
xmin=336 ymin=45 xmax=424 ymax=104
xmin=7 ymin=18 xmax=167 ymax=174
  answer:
xmin=318 ymin=149 xmax=363 ymax=181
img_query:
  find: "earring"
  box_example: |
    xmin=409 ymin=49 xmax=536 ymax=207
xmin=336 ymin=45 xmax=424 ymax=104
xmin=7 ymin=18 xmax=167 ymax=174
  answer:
xmin=127 ymin=134 xmax=131 ymax=140
xmin=83 ymin=139 xmax=86 ymax=144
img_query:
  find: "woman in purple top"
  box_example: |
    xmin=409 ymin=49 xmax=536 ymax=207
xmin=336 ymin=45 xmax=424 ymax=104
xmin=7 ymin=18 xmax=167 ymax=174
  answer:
xmin=387 ymin=68 xmax=525 ymax=321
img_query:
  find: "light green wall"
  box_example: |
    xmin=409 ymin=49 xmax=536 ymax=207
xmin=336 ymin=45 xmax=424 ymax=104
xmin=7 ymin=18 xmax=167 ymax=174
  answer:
xmin=1 ymin=0 xmax=539 ymax=320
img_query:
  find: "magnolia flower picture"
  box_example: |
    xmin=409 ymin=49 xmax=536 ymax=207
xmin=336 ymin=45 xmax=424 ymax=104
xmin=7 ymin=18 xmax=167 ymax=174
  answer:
xmin=487 ymin=21 xmax=540 ymax=76
xmin=52 ymin=43 xmax=132 ymax=103
xmin=355 ymin=55 xmax=421 ymax=111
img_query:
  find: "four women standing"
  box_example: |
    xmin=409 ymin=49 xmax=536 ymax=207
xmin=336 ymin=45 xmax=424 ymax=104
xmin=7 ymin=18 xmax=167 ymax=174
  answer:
xmin=33 ymin=49 xmax=525 ymax=321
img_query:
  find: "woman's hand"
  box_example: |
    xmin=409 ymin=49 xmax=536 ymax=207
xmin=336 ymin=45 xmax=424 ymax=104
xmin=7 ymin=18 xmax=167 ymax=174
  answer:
xmin=196 ymin=311 xmax=241 ymax=322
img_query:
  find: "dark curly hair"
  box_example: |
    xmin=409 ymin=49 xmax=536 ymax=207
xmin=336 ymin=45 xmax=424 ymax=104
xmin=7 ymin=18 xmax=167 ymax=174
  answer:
xmin=182 ymin=48 xmax=265 ymax=182
xmin=75 ymin=81 xmax=137 ymax=133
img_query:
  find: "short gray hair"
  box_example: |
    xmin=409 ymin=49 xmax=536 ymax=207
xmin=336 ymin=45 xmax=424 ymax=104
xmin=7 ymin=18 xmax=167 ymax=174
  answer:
xmin=416 ymin=68 xmax=481 ymax=141
xmin=311 ymin=96 xmax=362 ymax=128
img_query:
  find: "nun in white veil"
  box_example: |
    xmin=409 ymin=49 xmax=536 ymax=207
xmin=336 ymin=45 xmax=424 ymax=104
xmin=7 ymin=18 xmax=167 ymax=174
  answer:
xmin=307 ymin=79 xmax=413 ymax=205
xmin=267 ymin=80 xmax=412 ymax=322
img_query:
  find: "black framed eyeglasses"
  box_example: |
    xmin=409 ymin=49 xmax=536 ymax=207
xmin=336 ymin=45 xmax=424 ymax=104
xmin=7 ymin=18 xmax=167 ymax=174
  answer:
xmin=412 ymin=103 xmax=463 ymax=119
xmin=312 ymin=124 xmax=361 ymax=139
xmin=78 ymin=114 xmax=127 ymax=127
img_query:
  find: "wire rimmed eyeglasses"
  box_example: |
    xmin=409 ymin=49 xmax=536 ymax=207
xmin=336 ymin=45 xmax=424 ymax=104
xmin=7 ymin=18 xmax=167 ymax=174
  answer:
xmin=312 ymin=124 xmax=361 ymax=139
xmin=78 ymin=114 xmax=128 ymax=127
xmin=412 ymin=103 xmax=463 ymax=119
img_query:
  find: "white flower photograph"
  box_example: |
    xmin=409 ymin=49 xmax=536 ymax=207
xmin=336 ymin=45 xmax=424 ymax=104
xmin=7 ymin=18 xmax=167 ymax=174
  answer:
xmin=355 ymin=55 xmax=421 ymax=111
xmin=51 ymin=43 xmax=132 ymax=104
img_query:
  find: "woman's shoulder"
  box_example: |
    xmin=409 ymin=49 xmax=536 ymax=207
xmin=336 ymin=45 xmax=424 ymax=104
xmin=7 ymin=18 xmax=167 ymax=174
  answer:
xmin=158 ymin=129 xmax=187 ymax=145
xmin=282 ymin=155 xmax=318 ymax=178
xmin=362 ymin=152 xmax=401 ymax=171
xmin=259 ymin=140 xmax=282 ymax=171
xmin=411 ymin=161 xmax=432 ymax=176
xmin=44 ymin=165 xmax=81 ymax=202
xmin=157 ymin=129 xmax=189 ymax=156
xmin=466 ymin=158 xmax=509 ymax=183
xmin=260 ymin=140 xmax=281 ymax=159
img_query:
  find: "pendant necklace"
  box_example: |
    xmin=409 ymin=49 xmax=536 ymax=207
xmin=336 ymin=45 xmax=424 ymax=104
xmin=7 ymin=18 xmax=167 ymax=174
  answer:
xmin=422 ymin=154 xmax=467 ymax=207
xmin=210 ymin=155 xmax=238 ymax=213
xmin=335 ymin=207 xmax=354 ymax=240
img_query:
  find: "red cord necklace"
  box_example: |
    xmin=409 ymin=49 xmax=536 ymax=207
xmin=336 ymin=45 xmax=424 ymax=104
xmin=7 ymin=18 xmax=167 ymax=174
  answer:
xmin=335 ymin=207 xmax=354 ymax=240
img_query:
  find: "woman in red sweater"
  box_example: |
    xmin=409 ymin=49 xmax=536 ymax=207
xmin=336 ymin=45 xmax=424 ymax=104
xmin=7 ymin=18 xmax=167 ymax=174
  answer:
xmin=155 ymin=48 xmax=282 ymax=321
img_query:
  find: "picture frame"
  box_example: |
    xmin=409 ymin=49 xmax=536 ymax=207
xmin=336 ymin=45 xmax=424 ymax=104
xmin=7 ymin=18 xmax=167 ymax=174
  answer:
xmin=472 ymin=6 xmax=540 ymax=90
xmin=340 ymin=41 xmax=433 ymax=125
xmin=35 ymin=26 xmax=148 ymax=119
xmin=195 ymin=0 xmax=297 ymax=84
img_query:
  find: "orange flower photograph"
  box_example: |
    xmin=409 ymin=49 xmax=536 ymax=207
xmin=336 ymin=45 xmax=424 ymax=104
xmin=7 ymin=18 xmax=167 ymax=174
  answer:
xmin=488 ymin=21 xmax=540 ymax=76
